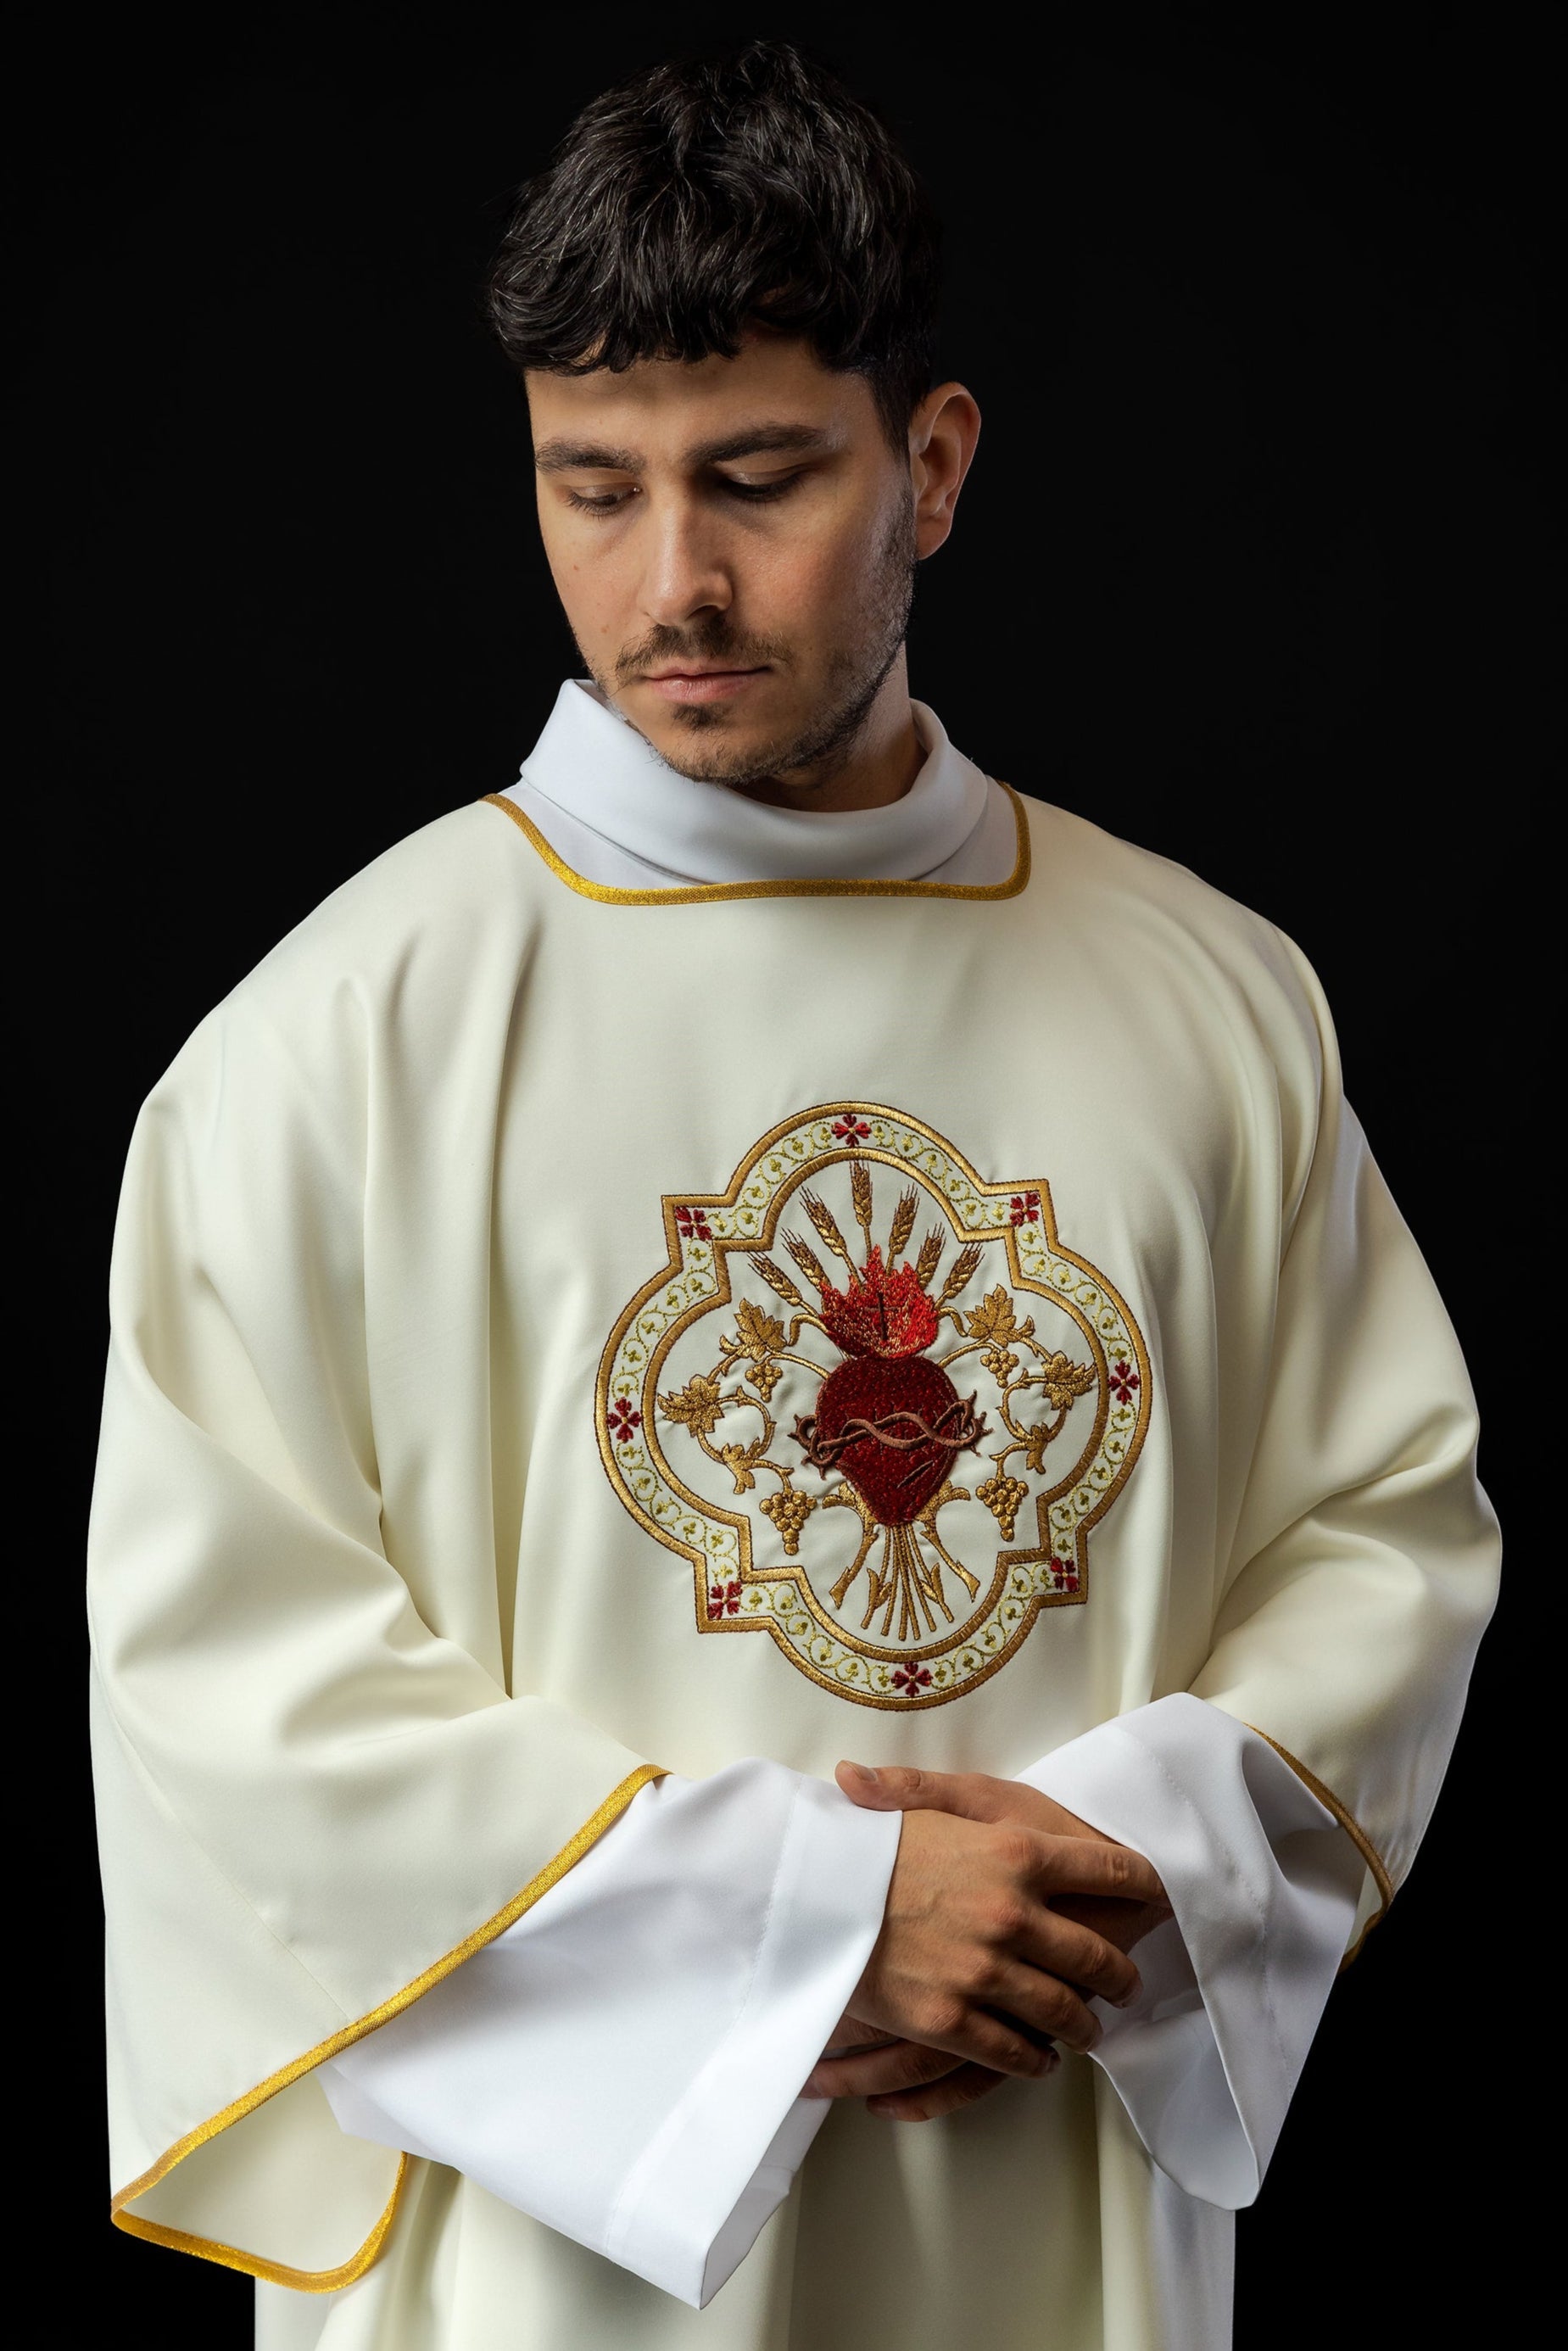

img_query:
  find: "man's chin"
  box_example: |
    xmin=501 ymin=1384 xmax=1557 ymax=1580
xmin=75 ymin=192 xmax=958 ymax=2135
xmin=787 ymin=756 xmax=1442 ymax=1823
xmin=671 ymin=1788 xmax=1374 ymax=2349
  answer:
xmin=601 ymin=667 xmax=880 ymax=793
xmin=626 ymin=702 xmax=797 ymax=789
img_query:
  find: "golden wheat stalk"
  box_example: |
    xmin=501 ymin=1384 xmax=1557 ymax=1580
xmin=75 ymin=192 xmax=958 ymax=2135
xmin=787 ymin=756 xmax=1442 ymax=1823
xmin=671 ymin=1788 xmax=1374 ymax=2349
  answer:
xmin=887 ymin=1188 xmax=918 ymax=1260
xmin=934 ymin=1243 xmax=984 ymax=1310
xmin=748 ymin=1254 xmax=807 ymax=1310
xmin=801 ymin=1188 xmax=857 ymax=1270
xmin=850 ymin=1160 xmax=874 ymax=1251
xmin=914 ymin=1229 xmax=946 ymax=1288
xmin=784 ymin=1231 xmax=829 ymax=1287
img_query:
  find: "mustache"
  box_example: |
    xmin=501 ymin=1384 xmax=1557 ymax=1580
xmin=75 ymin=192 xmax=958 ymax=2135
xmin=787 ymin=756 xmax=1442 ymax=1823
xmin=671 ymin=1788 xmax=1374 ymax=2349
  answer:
xmin=614 ymin=619 xmax=789 ymax=684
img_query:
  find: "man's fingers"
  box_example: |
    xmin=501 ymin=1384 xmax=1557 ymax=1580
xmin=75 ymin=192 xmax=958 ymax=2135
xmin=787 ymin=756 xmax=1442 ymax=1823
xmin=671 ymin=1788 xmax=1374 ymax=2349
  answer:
xmin=836 ymin=1760 xmax=1016 ymax=1819
xmin=953 ymin=2008 xmax=1060 ymax=2078
xmin=867 ymin=2061 xmax=1019 ymax=2123
xmin=1052 ymin=1890 xmax=1173 ymax=1955
xmin=1020 ymin=1913 xmax=1142 ymax=2008
xmin=806 ymin=2039 xmax=966 ymax=2101
xmin=984 ymin=1958 xmax=1103 ymax=2053
xmin=1023 ymin=1829 xmax=1167 ymax=1911
xmin=818 ymin=2013 xmax=901 ymax=2062
xmin=874 ymin=1991 xmax=1055 ymax=2081
xmin=834 ymin=1766 xmax=1169 ymax=1915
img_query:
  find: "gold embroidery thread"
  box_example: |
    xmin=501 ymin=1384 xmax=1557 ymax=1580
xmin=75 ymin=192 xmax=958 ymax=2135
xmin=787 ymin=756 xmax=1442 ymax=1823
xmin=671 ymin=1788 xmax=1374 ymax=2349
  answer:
xmin=598 ymin=1106 xmax=1151 ymax=1708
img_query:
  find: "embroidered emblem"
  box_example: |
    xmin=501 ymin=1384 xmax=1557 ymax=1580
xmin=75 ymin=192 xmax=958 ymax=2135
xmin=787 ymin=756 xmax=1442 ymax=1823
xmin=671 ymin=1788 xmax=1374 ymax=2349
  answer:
xmin=596 ymin=1106 xmax=1150 ymax=1710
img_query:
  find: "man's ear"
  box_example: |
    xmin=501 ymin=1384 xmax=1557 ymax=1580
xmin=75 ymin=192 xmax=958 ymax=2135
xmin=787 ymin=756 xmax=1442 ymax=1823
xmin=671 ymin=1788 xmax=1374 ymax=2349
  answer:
xmin=909 ymin=383 xmax=981 ymax=559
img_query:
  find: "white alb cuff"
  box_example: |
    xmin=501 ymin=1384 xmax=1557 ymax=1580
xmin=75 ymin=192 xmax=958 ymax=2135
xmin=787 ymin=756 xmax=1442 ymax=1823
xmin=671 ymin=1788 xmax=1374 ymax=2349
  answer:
xmin=321 ymin=1760 xmax=899 ymax=2305
xmin=1021 ymin=1693 xmax=1363 ymax=2207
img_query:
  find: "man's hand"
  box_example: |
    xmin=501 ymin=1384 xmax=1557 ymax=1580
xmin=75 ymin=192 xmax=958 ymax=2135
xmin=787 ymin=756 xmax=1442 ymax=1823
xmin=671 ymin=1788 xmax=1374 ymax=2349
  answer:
xmin=805 ymin=1763 xmax=1171 ymax=2123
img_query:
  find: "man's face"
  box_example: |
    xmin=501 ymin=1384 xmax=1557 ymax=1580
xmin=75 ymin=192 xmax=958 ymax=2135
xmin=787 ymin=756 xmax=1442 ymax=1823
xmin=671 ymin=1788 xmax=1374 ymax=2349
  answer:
xmin=527 ymin=338 xmax=942 ymax=790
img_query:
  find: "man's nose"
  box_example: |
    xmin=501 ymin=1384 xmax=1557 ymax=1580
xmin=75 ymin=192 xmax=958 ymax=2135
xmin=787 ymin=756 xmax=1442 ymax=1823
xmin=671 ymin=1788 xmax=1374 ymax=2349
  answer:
xmin=637 ymin=501 xmax=732 ymax=628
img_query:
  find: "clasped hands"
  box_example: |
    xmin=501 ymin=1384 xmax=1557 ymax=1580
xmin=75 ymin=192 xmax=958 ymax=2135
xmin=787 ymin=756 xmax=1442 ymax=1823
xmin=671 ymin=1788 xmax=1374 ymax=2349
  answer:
xmin=805 ymin=1763 xmax=1171 ymax=2124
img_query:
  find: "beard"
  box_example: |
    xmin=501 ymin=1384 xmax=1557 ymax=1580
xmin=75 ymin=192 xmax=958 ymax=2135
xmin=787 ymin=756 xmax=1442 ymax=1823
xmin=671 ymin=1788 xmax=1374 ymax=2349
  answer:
xmin=580 ymin=500 xmax=918 ymax=793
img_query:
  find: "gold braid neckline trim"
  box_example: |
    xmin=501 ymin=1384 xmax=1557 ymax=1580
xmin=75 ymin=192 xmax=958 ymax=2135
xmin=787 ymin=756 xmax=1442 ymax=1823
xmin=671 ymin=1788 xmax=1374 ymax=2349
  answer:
xmin=1246 ymin=1726 xmax=1395 ymax=1969
xmin=110 ymin=1762 xmax=667 ymax=2292
xmin=480 ymin=784 xmax=1033 ymax=905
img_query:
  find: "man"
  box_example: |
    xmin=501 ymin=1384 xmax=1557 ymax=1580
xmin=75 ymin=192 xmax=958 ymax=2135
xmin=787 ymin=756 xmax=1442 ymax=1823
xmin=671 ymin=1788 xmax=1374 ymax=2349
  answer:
xmin=91 ymin=42 xmax=1497 ymax=2351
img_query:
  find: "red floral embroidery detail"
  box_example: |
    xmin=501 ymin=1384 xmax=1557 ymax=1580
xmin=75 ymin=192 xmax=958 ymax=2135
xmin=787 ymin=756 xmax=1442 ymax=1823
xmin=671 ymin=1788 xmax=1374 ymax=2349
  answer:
xmin=1108 ymin=1360 xmax=1140 ymax=1404
xmin=708 ymin=1578 xmax=742 ymax=1617
xmin=832 ymin=1116 xmax=872 ymax=1141
xmin=1009 ymin=1191 xmax=1041 ymax=1226
xmin=677 ymin=1206 xmax=713 ymax=1243
xmin=1050 ymin=1555 xmax=1080 ymax=1590
xmin=607 ymin=1399 xmax=642 ymax=1445
xmin=891 ymin=1661 xmax=934 ymax=1695
xmin=817 ymin=1248 xmax=940 ymax=1360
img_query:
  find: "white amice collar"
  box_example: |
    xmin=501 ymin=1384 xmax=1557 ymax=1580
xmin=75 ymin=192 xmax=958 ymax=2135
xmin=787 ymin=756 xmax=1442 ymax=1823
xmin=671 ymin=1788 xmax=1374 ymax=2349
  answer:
xmin=505 ymin=680 xmax=1002 ymax=887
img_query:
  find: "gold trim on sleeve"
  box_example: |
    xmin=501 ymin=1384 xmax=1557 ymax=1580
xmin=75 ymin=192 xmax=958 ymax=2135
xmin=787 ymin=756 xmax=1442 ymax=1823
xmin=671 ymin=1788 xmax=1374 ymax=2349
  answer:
xmin=480 ymin=785 xmax=1032 ymax=905
xmin=112 ymin=2161 xmax=409 ymax=2293
xmin=1246 ymin=1727 xmax=1394 ymax=1966
xmin=109 ymin=1762 xmax=667 ymax=2290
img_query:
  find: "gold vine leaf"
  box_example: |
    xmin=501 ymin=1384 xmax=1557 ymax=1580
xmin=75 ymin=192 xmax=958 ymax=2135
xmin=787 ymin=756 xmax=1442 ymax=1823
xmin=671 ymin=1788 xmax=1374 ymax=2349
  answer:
xmin=728 ymin=1298 xmax=787 ymax=1358
xmin=717 ymin=1440 xmax=766 ymax=1494
xmin=658 ymin=1371 xmax=725 ymax=1438
xmin=963 ymin=1285 xmax=1021 ymax=1347
xmin=723 ymin=1296 xmax=789 ymax=1403
xmin=1037 ymin=1352 xmax=1096 ymax=1410
xmin=1020 ymin=1421 xmax=1057 ymax=1474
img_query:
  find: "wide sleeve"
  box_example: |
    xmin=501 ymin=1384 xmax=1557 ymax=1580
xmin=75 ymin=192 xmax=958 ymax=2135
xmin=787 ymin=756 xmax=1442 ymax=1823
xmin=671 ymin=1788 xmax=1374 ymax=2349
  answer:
xmin=1024 ymin=1696 xmax=1362 ymax=2207
xmin=1018 ymin=947 xmax=1498 ymax=2208
xmin=90 ymin=999 xmax=656 ymax=2292
xmin=1190 ymin=940 xmax=1499 ymax=1918
xmin=320 ymin=1763 xmax=899 ymax=2309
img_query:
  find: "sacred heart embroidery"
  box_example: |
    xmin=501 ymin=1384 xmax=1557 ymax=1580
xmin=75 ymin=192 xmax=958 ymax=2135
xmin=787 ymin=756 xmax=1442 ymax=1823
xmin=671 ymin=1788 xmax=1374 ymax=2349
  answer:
xmin=596 ymin=1106 xmax=1150 ymax=1709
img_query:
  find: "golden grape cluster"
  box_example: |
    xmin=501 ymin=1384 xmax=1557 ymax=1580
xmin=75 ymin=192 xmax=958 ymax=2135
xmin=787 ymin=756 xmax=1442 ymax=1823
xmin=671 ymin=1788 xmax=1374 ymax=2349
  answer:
xmin=975 ymin=1471 xmax=1030 ymax=1540
xmin=761 ymin=1487 xmax=815 ymax=1555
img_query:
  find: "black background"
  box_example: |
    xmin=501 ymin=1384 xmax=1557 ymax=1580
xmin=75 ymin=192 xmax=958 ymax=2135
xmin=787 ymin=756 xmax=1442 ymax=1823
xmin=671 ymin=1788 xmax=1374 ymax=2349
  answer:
xmin=31 ymin=3 xmax=1557 ymax=2341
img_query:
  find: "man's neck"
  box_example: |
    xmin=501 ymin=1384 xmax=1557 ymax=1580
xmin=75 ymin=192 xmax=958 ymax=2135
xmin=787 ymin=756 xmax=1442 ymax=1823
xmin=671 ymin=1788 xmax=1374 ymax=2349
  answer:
xmin=727 ymin=657 xmax=923 ymax=814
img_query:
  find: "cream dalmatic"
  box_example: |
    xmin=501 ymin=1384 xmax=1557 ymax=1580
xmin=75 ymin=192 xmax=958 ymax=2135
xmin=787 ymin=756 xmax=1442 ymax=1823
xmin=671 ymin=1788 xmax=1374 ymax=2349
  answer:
xmin=91 ymin=691 xmax=1497 ymax=2349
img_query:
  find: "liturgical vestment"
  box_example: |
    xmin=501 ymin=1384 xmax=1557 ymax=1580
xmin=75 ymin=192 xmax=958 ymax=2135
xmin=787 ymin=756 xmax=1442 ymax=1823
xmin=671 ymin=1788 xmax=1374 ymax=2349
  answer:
xmin=90 ymin=686 xmax=1498 ymax=2350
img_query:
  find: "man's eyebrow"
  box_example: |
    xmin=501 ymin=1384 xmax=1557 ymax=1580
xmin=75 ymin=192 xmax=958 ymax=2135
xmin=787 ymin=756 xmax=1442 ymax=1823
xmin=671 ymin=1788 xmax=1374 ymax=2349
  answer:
xmin=533 ymin=439 xmax=643 ymax=473
xmin=683 ymin=422 xmax=835 ymax=466
xmin=533 ymin=423 xmax=835 ymax=474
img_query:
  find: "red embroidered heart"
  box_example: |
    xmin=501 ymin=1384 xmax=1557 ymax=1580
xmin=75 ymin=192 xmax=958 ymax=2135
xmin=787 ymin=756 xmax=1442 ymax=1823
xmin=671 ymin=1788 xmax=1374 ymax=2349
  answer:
xmin=809 ymin=1354 xmax=968 ymax=1526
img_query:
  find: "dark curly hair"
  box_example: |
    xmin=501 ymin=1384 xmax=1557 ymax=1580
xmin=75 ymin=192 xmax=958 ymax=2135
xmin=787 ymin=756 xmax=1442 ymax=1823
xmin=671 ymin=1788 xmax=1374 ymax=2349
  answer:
xmin=485 ymin=42 xmax=941 ymax=444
